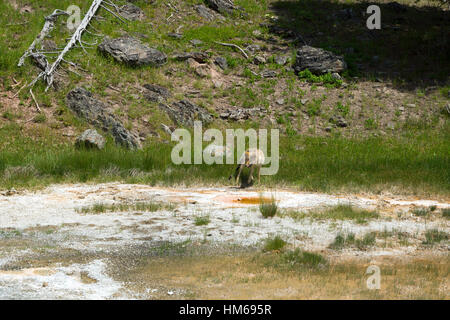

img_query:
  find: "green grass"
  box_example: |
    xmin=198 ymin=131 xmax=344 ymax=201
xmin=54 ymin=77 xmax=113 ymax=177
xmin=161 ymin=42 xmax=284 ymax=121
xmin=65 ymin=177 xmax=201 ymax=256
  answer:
xmin=423 ymin=229 xmax=449 ymax=245
xmin=194 ymin=215 xmax=210 ymax=226
xmin=0 ymin=125 xmax=449 ymax=196
xmin=259 ymin=195 xmax=278 ymax=218
xmin=33 ymin=113 xmax=47 ymax=123
xmin=283 ymin=204 xmax=379 ymax=223
xmin=0 ymin=0 xmax=449 ymax=198
xmin=412 ymin=207 xmax=429 ymax=217
xmin=77 ymin=201 xmax=176 ymax=214
xmin=263 ymin=236 xmax=287 ymax=252
xmin=278 ymin=249 xmax=327 ymax=270
xmin=297 ymin=69 xmax=342 ymax=87
xmin=442 ymin=208 xmax=450 ymax=219
xmin=329 ymin=232 xmax=376 ymax=250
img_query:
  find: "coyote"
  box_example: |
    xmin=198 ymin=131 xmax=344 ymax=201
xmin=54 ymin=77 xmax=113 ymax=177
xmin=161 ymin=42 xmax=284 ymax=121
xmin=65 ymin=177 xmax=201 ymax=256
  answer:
xmin=229 ymin=148 xmax=265 ymax=185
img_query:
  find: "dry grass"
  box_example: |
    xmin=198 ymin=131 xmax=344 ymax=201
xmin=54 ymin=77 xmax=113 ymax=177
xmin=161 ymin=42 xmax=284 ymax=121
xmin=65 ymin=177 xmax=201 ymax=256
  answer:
xmin=118 ymin=252 xmax=449 ymax=299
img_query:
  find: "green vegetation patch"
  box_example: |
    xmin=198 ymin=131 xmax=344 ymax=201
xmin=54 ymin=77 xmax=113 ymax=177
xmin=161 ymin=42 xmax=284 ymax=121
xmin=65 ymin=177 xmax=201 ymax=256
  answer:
xmin=283 ymin=204 xmax=379 ymax=224
xmin=77 ymin=201 xmax=176 ymax=214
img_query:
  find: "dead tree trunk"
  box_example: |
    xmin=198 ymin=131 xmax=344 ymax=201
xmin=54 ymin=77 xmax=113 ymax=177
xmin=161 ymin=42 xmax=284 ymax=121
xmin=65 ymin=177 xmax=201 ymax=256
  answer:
xmin=17 ymin=9 xmax=68 ymax=67
xmin=44 ymin=0 xmax=104 ymax=91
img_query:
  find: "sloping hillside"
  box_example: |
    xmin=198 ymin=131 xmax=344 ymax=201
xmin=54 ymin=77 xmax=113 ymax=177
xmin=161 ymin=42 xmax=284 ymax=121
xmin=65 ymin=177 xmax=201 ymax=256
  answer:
xmin=0 ymin=0 xmax=449 ymax=195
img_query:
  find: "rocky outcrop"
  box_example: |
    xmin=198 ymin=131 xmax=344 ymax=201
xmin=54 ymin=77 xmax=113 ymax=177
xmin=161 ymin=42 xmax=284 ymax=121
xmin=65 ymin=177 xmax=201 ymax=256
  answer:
xmin=214 ymin=56 xmax=228 ymax=70
xmin=75 ymin=129 xmax=105 ymax=149
xmin=159 ymin=100 xmax=213 ymax=127
xmin=219 ymin=107 xmax=266 ymax=121
xmin=119 ymin=3 xmax=146 ymax=21
xmin=294 ymin=45 xmax=347 ymax=75
xmin=195 ymin=4 xmax=225 ymax=21
xmin=143 ymin=84 xmax=171 ymax=103
xmin=66 ymin=88 xmax=141 ymax=149
xmin=174 ymin=52 xmax=209 ymax=63
xmin=205 ymin=0 xmax=238 ymax=14
xmin=98 ymin=36 xmax=167 ymax=67
xmin=329 ymin=114 xmax=348 ymax=128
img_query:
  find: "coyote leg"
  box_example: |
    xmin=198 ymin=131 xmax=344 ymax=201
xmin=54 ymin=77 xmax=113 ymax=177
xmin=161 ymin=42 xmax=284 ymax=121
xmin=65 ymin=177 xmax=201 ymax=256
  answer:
xmin=235 ymin=164 xmax=244 ymax=185
xmin=248 ymin=165 xmax=255 ymax=184
xmin=258 ymin=165 xmax=261 ymax=183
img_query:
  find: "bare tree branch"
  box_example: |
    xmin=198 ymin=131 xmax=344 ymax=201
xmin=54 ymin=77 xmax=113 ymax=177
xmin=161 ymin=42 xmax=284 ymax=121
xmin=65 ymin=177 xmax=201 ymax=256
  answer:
xmin=29 ymin=88 xmax=42 ymax=113
xmin=42 ymin=0 xmax=105 ymax=91
xmin=214 ymin=41 xmax=249 ymax=59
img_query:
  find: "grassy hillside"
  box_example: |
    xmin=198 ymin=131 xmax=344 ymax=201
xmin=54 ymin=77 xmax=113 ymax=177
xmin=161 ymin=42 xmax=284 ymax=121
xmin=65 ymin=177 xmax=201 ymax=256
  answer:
xmin=0 ymin=0 xmax=449 ymax=196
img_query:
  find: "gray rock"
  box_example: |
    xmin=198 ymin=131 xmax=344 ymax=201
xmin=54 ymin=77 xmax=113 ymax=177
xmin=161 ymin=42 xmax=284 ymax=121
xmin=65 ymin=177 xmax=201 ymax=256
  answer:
xmin=190 ymin=39 xmax=203 ymax=46
xmin=253 ymin=55 xmax=266 ymax=65
xmin=119 ymin=3 xmax=145 ymax=21
xmin=229 ymin=109 xmax=249 ymax=121
xmin=98 ymin=36 xmax=167 ymax=67
xmin=252 ymin=30 xmax=262 ymax=38
xmin=75 ymin=129 xmax=105 ymax=150
xmin=329 ymin=114 xmax=348 ymax=128
xmin=274 ymin=55 xmax=289 ymax=66
xmin=294 ymin=45 xmax=347 ymax=75
xmin=168 ymin=32 xmax=183 ymax=39
xmin=66 ymin=88 xmax=141 ymax=149
xmin=205 ymin=0 xmax=238 ymax=14
xmin=194 ymin=4 xmax=225 ymax=21
xmin=143 ymin=84 xmax=171 ymax=103
xmin=246 ymin=44 xmax=261 ymax=53
xmin=174 ymin=52 xmax=209 ymax=63
xmin=214 ymin=56 xmax=228 ymax=70
xmin=260 ymin=70 xmax=277 ymax=78
xmin=331 ymin=72 xmax=342 ymax=80
xmin=159 ymin=100 xmax=213 ymax=127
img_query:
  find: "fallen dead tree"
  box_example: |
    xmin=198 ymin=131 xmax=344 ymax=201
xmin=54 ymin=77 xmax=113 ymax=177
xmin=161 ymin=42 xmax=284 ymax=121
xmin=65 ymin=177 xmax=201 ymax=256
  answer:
xmin=18 ymin=0 xmax=128 ymax=92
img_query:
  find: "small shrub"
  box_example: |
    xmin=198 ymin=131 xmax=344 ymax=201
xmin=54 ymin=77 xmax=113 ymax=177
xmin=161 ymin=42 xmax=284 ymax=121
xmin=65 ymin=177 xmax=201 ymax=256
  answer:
xmin=297 ymin=69 xmax=342 ymax=87
xmin=306 ymin=98 xmax=322 ymax=116
xmin=260 ymin=195 xmax=278 ymax=218
xmin=329 ymin=232 xmax=376 ymax=250
xmin=364 ymin=118 xmax=378 ymax=130
xmin=335 ymin=102 xmax=349 ymax=116
xmin=281 ymin=249 xmax=327 ymax=269
xmin=33 ymin=113 xmax=47 ymax=123
xmin=412 ymin=207 xmax=429 ymax=217
xmin=2 ymin=111 xmax=16 ymax=120
xmin=77 ymin=201 xmax=175 ymax=214
xmin=442 ymin=208 xmax=450 ymax=219
xmin=358 ymin=232 xmax=376 ymax=248
xmin=283 ymin=205 xmax=378 ymax=222
xmin=263 ymin=236 xmax=287 ymax=252
xmin=423 ymin=229 xmax=449 ymax=245
xmin=194 ymin=215 xmax=210 ymax=226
